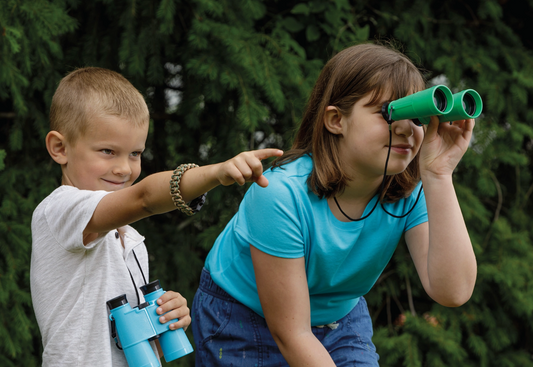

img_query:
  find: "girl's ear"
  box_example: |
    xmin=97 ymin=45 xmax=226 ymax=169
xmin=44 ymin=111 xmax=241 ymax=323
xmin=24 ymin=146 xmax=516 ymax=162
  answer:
xmin=324 ymin=106 xmax=344 ymax=135
xmin=46 ymin=131 xmax=68 ymax=165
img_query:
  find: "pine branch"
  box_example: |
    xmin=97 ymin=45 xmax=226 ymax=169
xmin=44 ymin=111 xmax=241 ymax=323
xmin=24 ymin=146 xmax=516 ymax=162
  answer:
xmin=376 ymin=269 xmax=396 ymax=285
xmin=392 ymin=293 xmax=406 ymax=315
xmin=482 ymin=171 xmax=503 ymax=249
xmin=0 ymin=113 xmax=16 ymax=119
xmin=386 ymin=294 xmax=393 ymax=330
xmin=406 ymin=275 xmax=417 ymax=316
xmin=519 ymin=181 xmax=533 ymax=211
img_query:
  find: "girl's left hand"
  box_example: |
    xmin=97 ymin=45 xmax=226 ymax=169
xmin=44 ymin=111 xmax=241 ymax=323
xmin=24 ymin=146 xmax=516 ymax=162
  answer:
xmin=419 ymin=116 xmax=475 ymax=177
xmin=156 ymin=290 xmax=191 ymax=331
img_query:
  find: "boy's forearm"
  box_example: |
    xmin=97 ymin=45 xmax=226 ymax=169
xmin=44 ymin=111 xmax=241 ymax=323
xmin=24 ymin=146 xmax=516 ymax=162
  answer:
xmin=86 ymin=168 xmax=214 ymax=235
xmin=177 ymin=164 xmax=223 ymax=202
xmin=137 ymin=171 xmax=178 ymax=215
xmin=139 ymin=164 xmax=221 ymax=214
xmin=142 ymin=149 xmax=283 ymax=211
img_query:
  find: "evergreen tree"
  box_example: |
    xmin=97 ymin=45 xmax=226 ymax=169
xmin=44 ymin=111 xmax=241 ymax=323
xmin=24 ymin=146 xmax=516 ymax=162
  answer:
xmin=0 ymin=1 xmax=76 ymax=366
xmin=1 ymin=0 xmax=532 ymax=366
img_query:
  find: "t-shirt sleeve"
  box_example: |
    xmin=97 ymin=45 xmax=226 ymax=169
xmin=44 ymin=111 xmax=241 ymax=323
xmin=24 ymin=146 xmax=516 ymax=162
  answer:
xmin=234 ymin=172 xmax=305 ymax=258
xmin=42 ymin=186 xmax=110 ymax=252
xmin=404 ymin=183 xmax=428 ymax=231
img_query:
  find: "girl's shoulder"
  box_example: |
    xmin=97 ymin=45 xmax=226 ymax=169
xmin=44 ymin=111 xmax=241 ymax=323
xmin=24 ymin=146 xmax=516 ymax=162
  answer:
xmin=248 ymin=155 xmax=313 ymax=203
xmin=268 ymin=154 xmax=313 ymax=179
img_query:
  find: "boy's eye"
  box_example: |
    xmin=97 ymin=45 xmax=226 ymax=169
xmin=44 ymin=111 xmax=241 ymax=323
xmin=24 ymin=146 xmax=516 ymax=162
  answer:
xmin=130 ymin=151 xmax=142 ymax=158
xmin=102 ymin=149 xmax=113 ymax=155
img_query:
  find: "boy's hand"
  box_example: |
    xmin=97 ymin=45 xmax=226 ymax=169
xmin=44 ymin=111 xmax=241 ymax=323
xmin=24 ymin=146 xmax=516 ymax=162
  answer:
xmin=217 ymin=149 xmax=284 ymax=188
xmin=156 ymin=291 xmax=191 ymax=331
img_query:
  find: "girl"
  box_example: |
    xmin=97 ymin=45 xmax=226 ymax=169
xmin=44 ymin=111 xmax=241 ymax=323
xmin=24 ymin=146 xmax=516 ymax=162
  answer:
xmin=192 ymin=43 xmax=477 ymax=366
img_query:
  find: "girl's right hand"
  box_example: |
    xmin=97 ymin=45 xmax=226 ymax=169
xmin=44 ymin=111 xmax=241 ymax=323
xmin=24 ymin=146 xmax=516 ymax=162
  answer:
xmin=419 ymin=116 xmax=474 ymax=178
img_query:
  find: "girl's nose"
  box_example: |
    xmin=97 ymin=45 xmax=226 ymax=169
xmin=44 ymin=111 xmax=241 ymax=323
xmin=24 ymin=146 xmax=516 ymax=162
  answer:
xmin=392 ymin=119 xmax=415 ymax=138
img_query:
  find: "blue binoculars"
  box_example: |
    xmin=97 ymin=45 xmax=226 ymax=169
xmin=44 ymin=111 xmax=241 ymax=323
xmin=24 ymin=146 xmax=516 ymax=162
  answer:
xmin=107 ymin=280 xmax=193 ymax=367
xmin=381 ymin=85 xmax=483 ymax=126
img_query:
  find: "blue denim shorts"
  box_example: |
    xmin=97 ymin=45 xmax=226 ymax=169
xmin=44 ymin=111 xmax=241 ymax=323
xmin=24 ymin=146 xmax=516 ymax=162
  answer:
xmin=192 ymin=268 xmax=379 ymax=366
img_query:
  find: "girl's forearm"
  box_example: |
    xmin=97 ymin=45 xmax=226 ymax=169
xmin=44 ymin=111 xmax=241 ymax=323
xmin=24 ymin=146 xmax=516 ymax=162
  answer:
xmin=422 ymin=173 xmax=477 ymax=306
xmin=273 ymin=330 xmax=336 ymax=367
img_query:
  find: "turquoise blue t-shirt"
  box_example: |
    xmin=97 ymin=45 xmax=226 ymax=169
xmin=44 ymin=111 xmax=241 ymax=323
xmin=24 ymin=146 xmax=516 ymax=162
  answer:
xmin=205 ymin=155 xmax=428 ymax=325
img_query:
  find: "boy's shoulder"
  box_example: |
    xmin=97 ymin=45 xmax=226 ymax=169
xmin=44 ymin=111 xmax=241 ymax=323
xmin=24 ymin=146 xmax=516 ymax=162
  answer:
xmin=32 ymin=186 xmax=110 ymax=230
xmin=34 ymin=186 xmax=75 ymax=214
xmin=34 ymin=186 xmax=85 ymax=215
xmin=31 ymin=186 xmax=114 ymax=253
xmin=43 ymin=185 xmax=78 ymax=198
xmin=36 ymin=185 xmax=108 ymax=207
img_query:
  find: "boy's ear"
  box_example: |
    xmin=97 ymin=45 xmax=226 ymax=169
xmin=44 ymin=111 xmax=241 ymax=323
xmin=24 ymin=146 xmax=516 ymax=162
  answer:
xmin=323 ymin=106 xmax=344 ymax=135
xmin=45 ymin=131 xmax=68 ymax=165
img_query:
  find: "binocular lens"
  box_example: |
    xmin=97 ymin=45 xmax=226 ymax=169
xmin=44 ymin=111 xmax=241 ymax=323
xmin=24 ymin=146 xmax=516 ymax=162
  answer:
xmin=140 ymin=280 xmax=162 ymax=296
xmin=433 ymin=89 xmax=448 ymax=112
xmin=107 ymin=294 xmax=128 ymax=310
xmin=462 ymin=93 xmax=476 ymax=116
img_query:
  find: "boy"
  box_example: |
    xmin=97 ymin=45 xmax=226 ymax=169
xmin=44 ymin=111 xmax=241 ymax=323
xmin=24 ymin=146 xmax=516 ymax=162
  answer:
xmin=30 ymin=67 xmax=282 ymax=366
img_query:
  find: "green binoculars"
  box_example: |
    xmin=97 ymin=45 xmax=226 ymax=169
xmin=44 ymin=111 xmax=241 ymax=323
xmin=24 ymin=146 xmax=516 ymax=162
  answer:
xmin=381 ymin=85 xmax=483 ymax=126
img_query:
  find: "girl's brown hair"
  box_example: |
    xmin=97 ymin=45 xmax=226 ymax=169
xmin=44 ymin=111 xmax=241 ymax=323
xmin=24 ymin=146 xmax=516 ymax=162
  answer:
xmin=273 ymin=43 xmax=425 ymax=202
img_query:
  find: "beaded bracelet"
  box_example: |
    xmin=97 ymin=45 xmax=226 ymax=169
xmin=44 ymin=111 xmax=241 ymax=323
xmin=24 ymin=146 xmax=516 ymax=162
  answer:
xmin=170 ymin=163 xmax=205 ymax=216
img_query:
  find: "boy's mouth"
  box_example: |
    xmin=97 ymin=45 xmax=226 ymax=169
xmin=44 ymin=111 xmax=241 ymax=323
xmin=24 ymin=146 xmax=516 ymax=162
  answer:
xmin=102 ymin=179 xmax=127 ymax=186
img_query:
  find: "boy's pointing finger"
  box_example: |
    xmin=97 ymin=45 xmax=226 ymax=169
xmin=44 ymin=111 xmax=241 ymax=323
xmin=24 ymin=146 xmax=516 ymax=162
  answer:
xmin=252 ymin=149 xmax=284 ymax=160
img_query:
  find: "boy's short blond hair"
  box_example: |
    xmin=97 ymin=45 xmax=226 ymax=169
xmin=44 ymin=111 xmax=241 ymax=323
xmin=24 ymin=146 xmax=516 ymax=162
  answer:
xmin=50 ymin=67 xmax=149 ymax=143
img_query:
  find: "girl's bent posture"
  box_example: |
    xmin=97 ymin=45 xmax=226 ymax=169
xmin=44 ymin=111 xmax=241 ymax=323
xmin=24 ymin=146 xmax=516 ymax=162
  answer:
xmin=192 ymin=43 xmax=477 ymax=366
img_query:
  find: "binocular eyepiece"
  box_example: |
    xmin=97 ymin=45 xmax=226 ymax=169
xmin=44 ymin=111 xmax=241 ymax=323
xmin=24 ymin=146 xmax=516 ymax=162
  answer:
xmin=381 ymin=85 xmax=483 ymax=126
xmin=107 ymin=280 xmax=193 ymax=367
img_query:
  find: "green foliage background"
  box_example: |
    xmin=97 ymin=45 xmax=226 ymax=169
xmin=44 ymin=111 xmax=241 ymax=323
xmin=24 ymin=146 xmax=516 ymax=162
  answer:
xmin=1 ymin=0 xmax=533 ymax=366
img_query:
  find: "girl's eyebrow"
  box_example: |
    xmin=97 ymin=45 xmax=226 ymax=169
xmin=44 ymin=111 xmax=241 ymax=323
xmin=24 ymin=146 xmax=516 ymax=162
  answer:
xmin=365 ymin=98 xmax=390 ymax=108
xmin=364 ymin=89 xmax=394 ymax=108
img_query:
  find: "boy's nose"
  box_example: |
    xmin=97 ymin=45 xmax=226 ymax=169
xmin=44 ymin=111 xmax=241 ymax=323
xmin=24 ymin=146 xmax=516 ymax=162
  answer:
xmin=112 ymin=158 xmax=132 ymax=176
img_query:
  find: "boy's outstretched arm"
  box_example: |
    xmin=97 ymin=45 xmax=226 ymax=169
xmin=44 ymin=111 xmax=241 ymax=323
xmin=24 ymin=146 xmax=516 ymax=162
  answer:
xmin=84 ymin=149 xmax=283 ymax=240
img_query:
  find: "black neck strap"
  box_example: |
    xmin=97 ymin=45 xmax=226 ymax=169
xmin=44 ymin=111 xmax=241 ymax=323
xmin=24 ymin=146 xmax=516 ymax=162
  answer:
xmin=118 ymin=231 xmax=147 ymax=305
xmin=333 ymin=119 xmax=423 ymax=221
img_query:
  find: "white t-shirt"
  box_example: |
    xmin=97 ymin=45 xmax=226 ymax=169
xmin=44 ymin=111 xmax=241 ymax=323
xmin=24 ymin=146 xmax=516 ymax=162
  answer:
xmin=30 ymin=186 xmax=152 ymax=367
